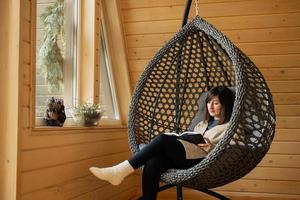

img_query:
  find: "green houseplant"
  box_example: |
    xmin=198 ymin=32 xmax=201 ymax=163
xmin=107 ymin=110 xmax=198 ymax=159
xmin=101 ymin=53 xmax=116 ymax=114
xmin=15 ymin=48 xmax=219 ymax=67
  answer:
xmin=74 ymin=102 xmax=105 ymax=126
xmin=38 ymin=0 xmax=65 ymax=92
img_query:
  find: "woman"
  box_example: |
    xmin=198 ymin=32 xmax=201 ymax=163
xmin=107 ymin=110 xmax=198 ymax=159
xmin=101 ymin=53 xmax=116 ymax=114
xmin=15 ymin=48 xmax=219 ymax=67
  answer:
xmin=90 ymin=86 xmax=235 ymax=200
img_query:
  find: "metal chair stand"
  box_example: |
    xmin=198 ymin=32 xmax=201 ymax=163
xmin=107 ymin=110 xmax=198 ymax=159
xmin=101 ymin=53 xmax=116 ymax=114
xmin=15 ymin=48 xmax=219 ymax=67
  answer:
xmin=156 ymin=184 xmax=230 ymax=200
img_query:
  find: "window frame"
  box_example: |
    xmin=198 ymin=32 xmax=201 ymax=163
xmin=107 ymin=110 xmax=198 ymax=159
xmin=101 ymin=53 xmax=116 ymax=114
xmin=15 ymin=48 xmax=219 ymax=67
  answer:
xmin=30 ymin=0 xmax=131 ymax=131
xmin=99 ymin=0 xmax=131 ymax=125
xmin=99 ymin=19 xmax=120 ymax=121
xmin=33 ymin=0 xmax=79 ymax=125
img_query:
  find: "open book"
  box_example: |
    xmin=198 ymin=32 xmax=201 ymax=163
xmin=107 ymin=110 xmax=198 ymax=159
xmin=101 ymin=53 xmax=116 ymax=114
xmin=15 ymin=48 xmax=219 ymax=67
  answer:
xmin=164 ymin=132 xmax=206 ymax=145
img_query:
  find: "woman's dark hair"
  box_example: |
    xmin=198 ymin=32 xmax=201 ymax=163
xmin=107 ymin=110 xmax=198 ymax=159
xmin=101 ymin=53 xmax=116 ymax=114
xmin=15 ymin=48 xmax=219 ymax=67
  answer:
xmin=204 ymin=86 xmax=235 ymax=124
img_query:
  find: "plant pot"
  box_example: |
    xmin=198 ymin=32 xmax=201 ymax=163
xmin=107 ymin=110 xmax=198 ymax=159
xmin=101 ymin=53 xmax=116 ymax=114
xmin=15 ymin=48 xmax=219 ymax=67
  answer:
xmin=83 ymin=113 xmax=103 ymax=126
xmin=84 ymin=117 xmax=100 ymax=126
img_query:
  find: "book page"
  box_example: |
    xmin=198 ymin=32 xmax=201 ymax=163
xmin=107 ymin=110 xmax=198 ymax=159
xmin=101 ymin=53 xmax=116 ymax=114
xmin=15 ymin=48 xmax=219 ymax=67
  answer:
xmin=163 ymin=132 xmax=205 ymax=144
xmin=163 ymin=132 xmax=180 ymax=136
xmin=180 ymin=131 xmax=201 ymax=135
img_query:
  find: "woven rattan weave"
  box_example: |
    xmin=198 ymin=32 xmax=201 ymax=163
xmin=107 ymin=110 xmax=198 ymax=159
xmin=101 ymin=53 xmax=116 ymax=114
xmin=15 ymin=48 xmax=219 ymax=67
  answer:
xmin=128 ymin=16 xmax=276 ymax=192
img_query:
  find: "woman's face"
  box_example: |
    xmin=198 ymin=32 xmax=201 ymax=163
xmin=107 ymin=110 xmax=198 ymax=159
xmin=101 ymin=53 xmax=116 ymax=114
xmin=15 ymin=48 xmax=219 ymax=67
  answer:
xmin=207 ymin=96 xmax=222 ymax=120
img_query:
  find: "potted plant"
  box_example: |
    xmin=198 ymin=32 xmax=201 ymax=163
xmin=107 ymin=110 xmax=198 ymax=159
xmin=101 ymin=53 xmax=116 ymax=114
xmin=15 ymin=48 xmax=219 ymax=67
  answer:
xmin=73 ymin=102 xmax=105 ymax=126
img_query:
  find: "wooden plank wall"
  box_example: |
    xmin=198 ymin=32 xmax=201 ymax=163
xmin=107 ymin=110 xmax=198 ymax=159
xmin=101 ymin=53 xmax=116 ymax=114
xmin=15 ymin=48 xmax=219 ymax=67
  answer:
xmin=119 ymin=0 xmax=300 ymax=199
xmin=0 ymin=1 xmax=20 ymax=199
xmin=18 ymin=0 xmax=136 ymax=199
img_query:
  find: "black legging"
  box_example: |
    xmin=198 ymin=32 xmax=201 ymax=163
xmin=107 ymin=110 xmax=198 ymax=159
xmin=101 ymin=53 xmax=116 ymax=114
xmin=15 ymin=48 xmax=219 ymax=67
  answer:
xmin=128 ymin=134 xmax=203 ymax=200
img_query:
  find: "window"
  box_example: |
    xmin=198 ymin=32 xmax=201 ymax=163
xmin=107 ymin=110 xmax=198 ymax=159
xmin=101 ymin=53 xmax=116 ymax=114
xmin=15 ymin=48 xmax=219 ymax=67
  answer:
xmin=33 ymin=0 xmax=130 ymax=127
xmin=35 ymin=0 xmax=78 ymax=125
xmin=99 ymin=18 xmax=119 ymax=120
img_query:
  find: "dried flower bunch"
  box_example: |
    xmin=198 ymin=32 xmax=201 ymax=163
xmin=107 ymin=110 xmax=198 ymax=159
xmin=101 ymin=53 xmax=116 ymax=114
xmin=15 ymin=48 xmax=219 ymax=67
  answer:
xmin=38 ymin=0 xmax=65 ymax=92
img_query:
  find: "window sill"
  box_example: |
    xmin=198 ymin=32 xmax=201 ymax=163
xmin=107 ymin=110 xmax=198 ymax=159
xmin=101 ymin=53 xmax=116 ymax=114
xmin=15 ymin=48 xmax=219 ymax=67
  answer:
xmin=32 ymin=118 xmax=127 ymax=135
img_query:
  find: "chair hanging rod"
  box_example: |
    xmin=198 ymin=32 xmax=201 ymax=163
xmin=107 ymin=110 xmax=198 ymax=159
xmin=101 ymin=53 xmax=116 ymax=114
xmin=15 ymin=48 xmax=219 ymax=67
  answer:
xmin=181 ymin=0 xmax=193 ymax=27
xmin=181 ymin=0 xmax=200 ymax=27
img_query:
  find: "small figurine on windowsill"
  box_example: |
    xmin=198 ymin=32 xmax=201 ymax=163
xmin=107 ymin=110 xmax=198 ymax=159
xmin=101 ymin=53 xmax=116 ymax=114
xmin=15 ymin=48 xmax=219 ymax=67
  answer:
xmin=44 ymin=97 xmax=66 ymax=126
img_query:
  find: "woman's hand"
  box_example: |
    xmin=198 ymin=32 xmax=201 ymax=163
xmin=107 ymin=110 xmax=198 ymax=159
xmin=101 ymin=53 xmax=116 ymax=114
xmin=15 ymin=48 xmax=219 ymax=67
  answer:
xmin=197 ymin=137 xmax=212 ymax=153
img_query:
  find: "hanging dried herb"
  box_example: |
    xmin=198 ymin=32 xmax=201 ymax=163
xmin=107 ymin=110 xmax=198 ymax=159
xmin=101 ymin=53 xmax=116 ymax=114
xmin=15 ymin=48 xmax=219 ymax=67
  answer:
xmin=38 ymin=0 xmax=64 ymax=92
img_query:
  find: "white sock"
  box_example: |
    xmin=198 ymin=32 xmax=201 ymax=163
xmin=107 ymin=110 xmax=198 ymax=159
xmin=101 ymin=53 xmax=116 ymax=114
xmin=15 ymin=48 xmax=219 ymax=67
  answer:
xmin=89 ymin=160 xmax=134 ymax=185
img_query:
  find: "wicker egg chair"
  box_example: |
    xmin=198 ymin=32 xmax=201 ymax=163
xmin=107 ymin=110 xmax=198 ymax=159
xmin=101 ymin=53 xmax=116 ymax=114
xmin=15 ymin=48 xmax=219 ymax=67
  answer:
xmin=128 ymin=1 xmax=276 ymax=199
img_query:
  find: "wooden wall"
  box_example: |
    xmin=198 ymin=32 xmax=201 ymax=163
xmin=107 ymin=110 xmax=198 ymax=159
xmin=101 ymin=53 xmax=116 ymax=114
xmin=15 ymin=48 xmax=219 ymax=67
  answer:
xmin=11 ymin=0 xmax=300 ymax=199
xmin=119 ymin=0 xmax=300 ymax=199
xmin=17 ymin=0 xmax=136 ymax=200
xmin=0 ymin=1 xmax=20 ymax=199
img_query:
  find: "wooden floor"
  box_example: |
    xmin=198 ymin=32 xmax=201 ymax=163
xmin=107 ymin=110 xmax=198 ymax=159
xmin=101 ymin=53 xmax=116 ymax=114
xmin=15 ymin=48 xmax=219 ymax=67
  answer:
xmin=133 ymin=188 xmax=300 ymax=200
xmin=132 ymin=195 xmax=300 ymax=200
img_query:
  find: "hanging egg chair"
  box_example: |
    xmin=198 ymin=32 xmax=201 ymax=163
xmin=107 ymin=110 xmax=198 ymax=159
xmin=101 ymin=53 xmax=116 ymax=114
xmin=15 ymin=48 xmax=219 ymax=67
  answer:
xmin=128 ymin=0 xmax=276 ymax=198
